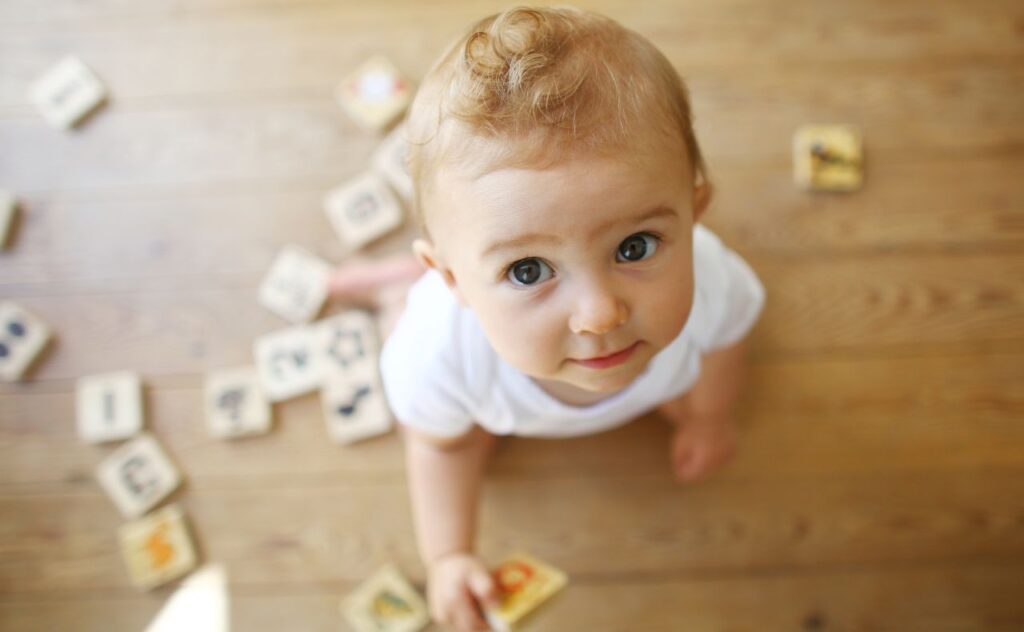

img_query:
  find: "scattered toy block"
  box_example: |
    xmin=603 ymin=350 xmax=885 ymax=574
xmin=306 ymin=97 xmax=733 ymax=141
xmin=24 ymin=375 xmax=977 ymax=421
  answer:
xmin=29 ymin=56 xmax=108 ymax=130
xmin=793 ymin=124 xmax=863 ymax=191
xmin=341 ymin=565 xmax=430 ymax=632
xmin=258 ymin=245 xmax=331 ymax=324
xmin=76 ymin=370 xmax=144 ymax=443
xmin=325 ymin=171 xmax=404 ymax=251
xmin=335 ymin=56 xmax=413 ymax=132
xmin=97 ymin=433 xmax=182 ymax=518
xmin=119 ymin=504 xmax=198 ymax=591
xmin=253 ymin=325 xmax=321 ymax=402
xmin=0 ymin=190 xmax=17 ymax=249
xmin=485 ymin=553 xmax=568 ymax=632
xmin=0 ymin=301 xmax=52 ymax=382
xmin=203 ymin=366 xmax=272 ymax=438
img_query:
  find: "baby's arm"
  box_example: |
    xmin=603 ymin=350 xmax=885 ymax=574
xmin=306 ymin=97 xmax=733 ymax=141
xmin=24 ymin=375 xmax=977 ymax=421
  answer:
xmin=403 ymin=424 xmax=501 ymax=631
xmin=658 ymin=336 xmax=749 ymax=481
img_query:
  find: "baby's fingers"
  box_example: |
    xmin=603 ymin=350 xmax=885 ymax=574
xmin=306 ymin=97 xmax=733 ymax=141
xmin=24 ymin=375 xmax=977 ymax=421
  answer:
xmin=451 ymin=587 xmax=491 ymax=631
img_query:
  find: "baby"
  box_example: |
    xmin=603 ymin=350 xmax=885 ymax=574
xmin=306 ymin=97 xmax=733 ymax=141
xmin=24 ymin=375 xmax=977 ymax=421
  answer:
xmin=331 ymin=6 xmax=765 ymax=630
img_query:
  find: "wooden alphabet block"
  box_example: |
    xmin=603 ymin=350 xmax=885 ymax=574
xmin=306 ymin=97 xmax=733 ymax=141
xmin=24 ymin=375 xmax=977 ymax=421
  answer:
xmin=96 ymin=433 xmax=182 ymax=518
xmin=253 ymin=326 xmax=321 ymax=402
xmin=372 ymin=125 xmax=415 ymax=206
xmin=29 ymin=56 xmax=108 ymax=130
xmin=119 ymin=504 xmax=198 ymax=591
xmin=258 ymin=246 xmax=331 ymax=324
xmin=316 ymin=311 xmax=391 ymax=443
xmin=793 ymin=124 xmax=863 ymax=191
xmin=203 ymin=366 xmax=272 ymax=438
xmin=76 ymin=371 xmax=144 ymax=443
xmin=484 ymin=553 xmax=569 ymax=632
xmin=341 ymin=565 xmax=430 ymax=632
xmin=325 ymin=172 xmax=404 ymax=251
xmin=0 ymin=190 xmax=17 ymax=249
xmin=335 ymin=56 xmax=413 ymax=133
xmin=0 ymin=301 xmax=52 ymax=382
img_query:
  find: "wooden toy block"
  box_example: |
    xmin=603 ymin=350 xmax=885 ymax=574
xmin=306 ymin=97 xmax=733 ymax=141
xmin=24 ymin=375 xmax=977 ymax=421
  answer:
xmin=119 ymin=504 xmax=197 ymax=591
xmin=96 ymin=433 xmax=182 ymax=518
xmin=203 ymin=366 xmax=271 ymax=438
xmin=252 ymin=325 xmax=321 ymax=402
xmin=0 ymin=190 xmax=17 ymax=249
xmin=76 ymin=370 xmax=144 ymax=443
xmin=314 ymin=310 xmax=379 ymax=376
xmin=484 ymin=553 xmax=568 ymax=632
xmin=335 ymin=55 xmax=413 ymax=133
xmin=0 ymin=301 xmax=52 ymax=382
xmin=372 ymin=125 xmax=415 ymax=206
xmin=29 ymin=56 xmax=108 ymax=130
xmin=324 ymin=171 xmax=404 ymax=251
xmin=258 ymin=245 xmax=331 ymax=324
xmin=341 ymin=565 xmax=430 ymax=632
xmin=793 ymin=124 xmax=863 ymax=191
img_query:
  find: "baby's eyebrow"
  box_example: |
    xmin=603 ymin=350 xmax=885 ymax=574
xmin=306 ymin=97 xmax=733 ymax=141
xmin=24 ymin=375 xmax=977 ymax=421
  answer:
xmin=480 ymin=205 xmax=677 ymax=259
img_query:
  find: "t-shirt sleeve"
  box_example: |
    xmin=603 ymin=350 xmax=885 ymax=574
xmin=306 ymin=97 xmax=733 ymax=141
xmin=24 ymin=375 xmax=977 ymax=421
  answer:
xmin=691 ymin=226 xmax=767 ymax=351
xmin=378 ymin=273 xmax=477 ymax=439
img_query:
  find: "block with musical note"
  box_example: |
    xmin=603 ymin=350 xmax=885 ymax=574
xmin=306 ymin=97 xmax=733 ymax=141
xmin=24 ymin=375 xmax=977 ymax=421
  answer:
xmin=76 ymin=370 xmax=144 ymax=443
xmin=204 ymin=366 xmax=271 ymax=439
xmin=119 ymin=504 xmax=198 ymax=591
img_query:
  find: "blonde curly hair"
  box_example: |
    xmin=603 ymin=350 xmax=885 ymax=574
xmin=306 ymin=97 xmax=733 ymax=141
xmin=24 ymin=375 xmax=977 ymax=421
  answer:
xmin=405 ymin=6 xmax=710 ymax=226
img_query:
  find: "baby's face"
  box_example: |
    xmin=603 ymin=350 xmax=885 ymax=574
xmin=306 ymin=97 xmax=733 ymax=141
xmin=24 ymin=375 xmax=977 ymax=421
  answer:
xmin=419 ymin=145 xmax=703 ymax=396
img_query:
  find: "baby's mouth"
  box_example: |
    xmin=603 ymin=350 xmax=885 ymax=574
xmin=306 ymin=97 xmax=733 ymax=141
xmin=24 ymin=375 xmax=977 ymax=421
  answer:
xmin=571 ymin=342 xmax=640 ymax=369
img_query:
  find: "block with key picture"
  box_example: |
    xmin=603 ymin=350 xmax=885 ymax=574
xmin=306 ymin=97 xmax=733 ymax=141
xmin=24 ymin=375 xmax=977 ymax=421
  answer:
xmin=76 ymin=370 xmax=144 ymax=443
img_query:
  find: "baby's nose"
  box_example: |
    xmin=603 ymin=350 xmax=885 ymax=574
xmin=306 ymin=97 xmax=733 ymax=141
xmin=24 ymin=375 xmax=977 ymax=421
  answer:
xmin=568 ymin=285 xmax=628 ymax=335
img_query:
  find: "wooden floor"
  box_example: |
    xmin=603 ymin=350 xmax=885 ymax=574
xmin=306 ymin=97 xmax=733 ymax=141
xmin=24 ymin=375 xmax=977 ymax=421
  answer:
xmin=2 ymin=0 xmax=1023 ymax=630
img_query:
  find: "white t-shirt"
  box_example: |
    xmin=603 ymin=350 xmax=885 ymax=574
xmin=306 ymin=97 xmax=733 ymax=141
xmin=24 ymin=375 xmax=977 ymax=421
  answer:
xmin=379 ymin=224 xmax=765 ymax=439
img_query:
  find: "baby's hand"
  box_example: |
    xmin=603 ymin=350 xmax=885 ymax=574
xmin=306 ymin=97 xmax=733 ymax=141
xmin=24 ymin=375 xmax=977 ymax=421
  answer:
xmin=427 ymin=552 xmax=502 ymax=631
xmin=669 ymin=414 xmax=738 ymax=482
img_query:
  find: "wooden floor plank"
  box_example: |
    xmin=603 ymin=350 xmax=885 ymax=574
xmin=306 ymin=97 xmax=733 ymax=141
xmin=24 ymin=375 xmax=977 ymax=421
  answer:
xmin=2 ymin=350 xmax=1021 ymax=487
xmin=2 ymin=562 xmax=1023 ymax=631
xmin=1 ymin=469 xmax=1022 ymax=595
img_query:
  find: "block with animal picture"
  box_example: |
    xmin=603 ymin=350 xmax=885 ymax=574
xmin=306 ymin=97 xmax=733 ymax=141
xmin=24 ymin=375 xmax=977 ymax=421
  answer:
xmin=119 ymin=504 xmax=198 ymax=591
xmin=96 ymin=433 xmax=182 ymax=518
xmin=76 ymin=370 xmax=144 ymax=443
xmin=0 ymin=190 xmax=17 ymax=249
xmin=258 ymin=245 xmax=331 ymax=324
xmin=29 ymin=56 xmax=108 ymax=130
xmin=203 ymin=366 xmax=272 ymax=438
xmin=0 ymin=301 xmax=53 ymax=382
xmin=335 ymin=55 xmax=413 ymax=133
xmin=484 ymin=553 xmax=569 ymax=632
xmin=341 ymin=565 xmax=430 ymax=632
xmin=792 ymin=124 xmax=864 ymax=191
xmin=324 ymin=172 xmax=404 ymax=251
xmin=253 ymin=325 xmax=321 ymax=402
xmin=372 ymin=124 xmax=415 ymax=206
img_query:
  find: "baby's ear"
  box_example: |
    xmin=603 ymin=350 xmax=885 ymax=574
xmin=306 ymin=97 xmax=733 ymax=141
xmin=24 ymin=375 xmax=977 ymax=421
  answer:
xmin=412 ymin=239 xmax=468 ymax=306
xmin=692 ymin=178 xmax=712 ymax=223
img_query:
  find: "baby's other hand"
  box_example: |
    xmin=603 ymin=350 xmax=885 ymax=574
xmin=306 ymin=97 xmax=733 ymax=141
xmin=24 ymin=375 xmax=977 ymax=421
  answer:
xmin=427 ymin=552 xmax=502 ymax=632
xmin=669 ymin=414 xmax=738 ymax=482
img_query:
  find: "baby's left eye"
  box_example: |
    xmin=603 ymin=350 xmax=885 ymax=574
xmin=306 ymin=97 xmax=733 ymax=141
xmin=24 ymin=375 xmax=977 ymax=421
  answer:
xmin=616 ymin=233 xmax=659 ymax=262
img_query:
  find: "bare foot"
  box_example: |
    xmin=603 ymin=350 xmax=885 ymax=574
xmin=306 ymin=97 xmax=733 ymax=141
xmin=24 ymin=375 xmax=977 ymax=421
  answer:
xmin=327 ymin=253 xmax=424 ymax=303
xmin=667 ymin=415 xmax=737 ymax=482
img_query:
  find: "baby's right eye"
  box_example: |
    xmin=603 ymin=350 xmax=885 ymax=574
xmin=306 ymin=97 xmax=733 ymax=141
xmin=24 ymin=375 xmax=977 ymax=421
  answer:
xmin=506 ymin=257 xmax=553 ymax=287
